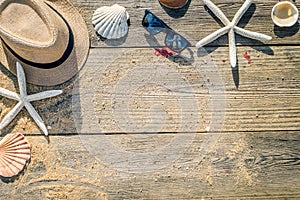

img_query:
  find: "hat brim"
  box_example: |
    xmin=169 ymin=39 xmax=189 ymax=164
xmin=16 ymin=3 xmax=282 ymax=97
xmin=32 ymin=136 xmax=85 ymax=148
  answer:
xmin=0 ymin=0 xmax=90 ymax=86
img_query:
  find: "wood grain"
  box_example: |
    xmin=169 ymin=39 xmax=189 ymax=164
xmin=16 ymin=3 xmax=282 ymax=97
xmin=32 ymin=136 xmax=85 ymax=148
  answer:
xmin=72 ymin=0 xmax=300 ymax=47
xmin=71 ymin=46 xmax=300 ymax=134
xmin=0 ymin=0 xmax=299 ymax=199
xmin=0 ymin=132 xmax=298 ymax=199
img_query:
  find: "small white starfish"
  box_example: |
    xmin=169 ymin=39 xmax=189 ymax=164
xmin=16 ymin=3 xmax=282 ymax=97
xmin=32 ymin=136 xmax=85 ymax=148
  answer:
xmin=196 ymin=0 xmax=272 ymax=68
xmin=0 ymin=62 xmax=62 ymax=136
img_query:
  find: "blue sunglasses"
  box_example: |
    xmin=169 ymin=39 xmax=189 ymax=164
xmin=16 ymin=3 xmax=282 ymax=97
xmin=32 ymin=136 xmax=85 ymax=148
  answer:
xmin=142 ymin=10 xmax=190 ymax=53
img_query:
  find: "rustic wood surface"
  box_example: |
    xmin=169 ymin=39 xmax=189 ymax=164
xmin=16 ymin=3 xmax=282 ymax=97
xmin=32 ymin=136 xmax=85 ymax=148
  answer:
xmin=0 ymin=0 xmax=299 ymax=199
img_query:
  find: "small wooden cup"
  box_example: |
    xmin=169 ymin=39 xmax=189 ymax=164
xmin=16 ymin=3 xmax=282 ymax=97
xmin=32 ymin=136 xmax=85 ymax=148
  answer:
xmin=159 ymin=0 xmax=188 ymax=9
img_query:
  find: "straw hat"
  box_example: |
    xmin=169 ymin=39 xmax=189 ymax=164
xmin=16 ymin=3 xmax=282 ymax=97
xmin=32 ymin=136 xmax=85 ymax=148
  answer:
xmin=0 ymin=0 xmax=89 ymax=86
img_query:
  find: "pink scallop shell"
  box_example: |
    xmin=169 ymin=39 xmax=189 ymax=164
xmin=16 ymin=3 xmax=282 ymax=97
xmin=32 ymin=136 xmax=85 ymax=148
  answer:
xmin=0 ymin=133 xmax=31 ymax=177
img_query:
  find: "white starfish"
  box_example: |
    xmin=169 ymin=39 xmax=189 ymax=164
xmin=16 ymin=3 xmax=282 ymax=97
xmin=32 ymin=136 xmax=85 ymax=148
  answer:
xmin=0 ymin=62 xmax=62 ymax=136
xmin=196 ymin=0 xmax=272 ymax=68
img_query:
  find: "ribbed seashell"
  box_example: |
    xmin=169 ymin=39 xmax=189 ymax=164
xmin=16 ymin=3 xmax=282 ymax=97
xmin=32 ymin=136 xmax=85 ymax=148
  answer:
xmin=0 ymin=133 xmax=31 ymax=177
xmin=92 ymin=4 xmax=129 ymax=39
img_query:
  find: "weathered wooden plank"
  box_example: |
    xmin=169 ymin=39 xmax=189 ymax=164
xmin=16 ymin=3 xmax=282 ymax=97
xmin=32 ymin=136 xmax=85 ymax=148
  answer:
xmin=1 ymin=45 xmax=299 ymax=134
xmin=67 ymin=46 xmax=300 ymax=136
xmin=0 ymin=132 xmax=298 ymax=199
xmin=0 ymin=1 xmax=299 ymax=199
xmin=71 ymin=0 xmax=300 ymax=47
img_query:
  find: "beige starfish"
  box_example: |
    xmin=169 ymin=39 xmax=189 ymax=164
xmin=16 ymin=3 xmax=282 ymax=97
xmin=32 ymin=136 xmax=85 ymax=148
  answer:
xmin=196 ymin=0 xmax=272 ymax=67
xmin=0 ymin=62 xmax=62 ymax=136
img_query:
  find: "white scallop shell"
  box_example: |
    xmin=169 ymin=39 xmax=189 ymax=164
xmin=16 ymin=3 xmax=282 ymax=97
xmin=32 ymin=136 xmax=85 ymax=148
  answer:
xmin=0 ymin=133 xmax=31 ymax=177
xmin=92 ymin=4 xmax=129 ymax=39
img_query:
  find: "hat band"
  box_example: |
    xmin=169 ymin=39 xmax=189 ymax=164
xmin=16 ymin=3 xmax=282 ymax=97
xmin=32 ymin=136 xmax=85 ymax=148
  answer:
xmin=3 ymin=28 xmax=73 ymax=70
xmin=2 ymin=7 xmax=74 ymax=70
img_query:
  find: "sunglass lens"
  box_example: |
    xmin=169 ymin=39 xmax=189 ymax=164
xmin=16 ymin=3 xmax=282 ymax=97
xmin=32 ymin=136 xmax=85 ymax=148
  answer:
xmin=143 ymin=12 xmax=164 ymax=35
xmin=165 ymin=31 xmax=188 ymax=52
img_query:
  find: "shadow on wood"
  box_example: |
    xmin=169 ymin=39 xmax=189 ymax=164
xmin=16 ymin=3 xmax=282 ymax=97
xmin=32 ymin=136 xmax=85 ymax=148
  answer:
xmin=274 ymin=22 xmax=300 ymax=38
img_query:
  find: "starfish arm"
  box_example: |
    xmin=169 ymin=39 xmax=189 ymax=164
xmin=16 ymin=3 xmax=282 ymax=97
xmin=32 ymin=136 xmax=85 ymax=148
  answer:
xmin=234 ymin=26 xmax=272 ymax=41
xmin=228 ymin=29 xmax=237 ymax=68
xmin=24 ymin=102 xmax=48 ymax=136
xmin=196 ymin=26 xmax=230 ymax=48
xmin=0 ymin=101 xmax=23 ymax=131
xmin=0 ymin=88 xmax=20 ymax=101
xmin=16 ymin=62 xmax=27 ymax=97
xmin=232 ymin=0 xmax=253 ymax=25
xmin=27 ymin=90 xmax=63 ymax=102
xmin=203 ymin=0 xmax=230 ymax=25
